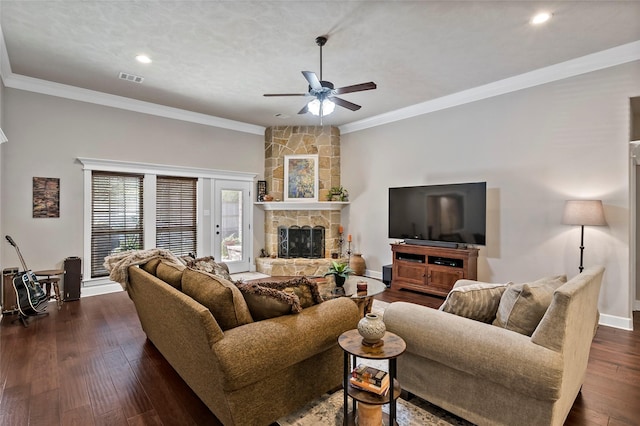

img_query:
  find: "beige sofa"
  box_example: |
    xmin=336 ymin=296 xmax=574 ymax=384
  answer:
xmin=384 ymin=266 xmax=604 ymax=426
xmin=125 ymin=260 xmax=360 ymax=426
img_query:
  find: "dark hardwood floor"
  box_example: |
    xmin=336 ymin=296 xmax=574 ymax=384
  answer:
xmin=1 ymin=288 xmax=639 ymax=425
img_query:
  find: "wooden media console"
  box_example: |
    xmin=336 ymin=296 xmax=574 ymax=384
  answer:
xmin=391 ymin=243 xmax=478 ymax=297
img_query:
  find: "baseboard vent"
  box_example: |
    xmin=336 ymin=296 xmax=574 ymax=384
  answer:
xmin=118 ymin=72 xmax=144 ymax=84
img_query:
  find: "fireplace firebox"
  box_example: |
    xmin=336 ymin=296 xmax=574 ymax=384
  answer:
xmin=278 ymin=225 xmax=325 ymax=258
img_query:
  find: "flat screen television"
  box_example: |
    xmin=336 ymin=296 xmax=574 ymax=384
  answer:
xmin=388 ymin=182 xmax=486 ymax=246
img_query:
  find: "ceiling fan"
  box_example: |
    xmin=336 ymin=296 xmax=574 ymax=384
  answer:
xmin=264 ymin=35 xmax=377 ymax=118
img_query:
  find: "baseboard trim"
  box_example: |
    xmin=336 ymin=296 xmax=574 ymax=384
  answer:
xmin=598 ymin=313 xmax=634 ymax=331
xmin=366 ymin=269 xmax=382 ymax=280
xmin=80 ymin=282 xmax=123 ymax=298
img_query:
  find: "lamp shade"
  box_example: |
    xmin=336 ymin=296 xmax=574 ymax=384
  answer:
xmin=562 ymin=200 xmax=607 ymax=226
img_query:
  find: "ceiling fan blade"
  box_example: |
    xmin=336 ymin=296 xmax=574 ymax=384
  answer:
xmin=298 ymin=104 xmax=309 ymax=115
xmin=334 ymin=82 xmax=377 ymax=95
xmin=264 ymin=93 xmax=308 ymax=97
xmin=302 ymin=71 xmax=322 ymax=91
xmin=332 ymin=96 xmax=361 ymax=111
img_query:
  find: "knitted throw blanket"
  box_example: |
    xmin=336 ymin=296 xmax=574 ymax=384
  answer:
xmin=103 ymin=248 xmax=182 ymax=289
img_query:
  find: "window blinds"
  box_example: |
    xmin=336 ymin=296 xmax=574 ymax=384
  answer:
xmin=91 ymin=171 xmax=144 ymax=278
xmin=156 ymin=176 xmax=197 ymax=257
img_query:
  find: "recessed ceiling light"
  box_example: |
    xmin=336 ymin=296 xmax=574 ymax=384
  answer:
xmin=531 ymin=12 xmax=552 ymax=25
xmin=136 ymin=55 xmax=152 ymax=64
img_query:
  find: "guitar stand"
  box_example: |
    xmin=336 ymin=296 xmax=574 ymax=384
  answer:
xmin=8 ymin=305 xmax=49 ymax=328
xmin=11 ymin=308 xmax=49 ymax=328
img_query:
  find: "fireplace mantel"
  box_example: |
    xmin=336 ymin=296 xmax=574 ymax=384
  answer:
xmin=254 ymin=201 xmax=348 ymax=211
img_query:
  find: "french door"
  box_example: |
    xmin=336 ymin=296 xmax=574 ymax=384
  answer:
xmin=212 ymin=180 xmax=252 ymax=273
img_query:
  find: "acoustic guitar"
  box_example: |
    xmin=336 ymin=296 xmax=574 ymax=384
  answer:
xmin=5 ymin=235 xmax=48 ymax=317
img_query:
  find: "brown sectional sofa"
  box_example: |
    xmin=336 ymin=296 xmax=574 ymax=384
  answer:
xmin=125 ymin=260 xmax=360 ymax=426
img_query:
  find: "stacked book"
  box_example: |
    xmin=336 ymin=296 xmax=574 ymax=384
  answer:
xmin=349 ymin=364 xmax=390 ymax=396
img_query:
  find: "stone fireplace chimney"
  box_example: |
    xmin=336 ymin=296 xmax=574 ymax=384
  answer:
xmin=257 ymin=126 xmax=345 ymax=275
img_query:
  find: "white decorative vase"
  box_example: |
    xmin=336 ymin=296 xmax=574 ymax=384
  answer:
xmin=357 ymin=313 xmax=386 ymax=345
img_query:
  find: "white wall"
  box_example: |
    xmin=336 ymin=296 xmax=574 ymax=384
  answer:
xmin=0 ymin=81 xmax=4 ymax=277
xmin=634 ymin=99 xmax=640 ymax=309
xmin=636 ymin=164 xmax=640 ymax=310
xmin=1 ymin=89 xmax=264 ymax=272
xmin=342 ymin=61 xmax=640 ymax=327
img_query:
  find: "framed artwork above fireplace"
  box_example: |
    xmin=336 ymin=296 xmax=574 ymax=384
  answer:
xmin=284 ymin=154 xmax=318 ymax=202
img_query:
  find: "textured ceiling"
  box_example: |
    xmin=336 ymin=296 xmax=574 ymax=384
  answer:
xmin=1 ymin=1 xmax=639 ymax=128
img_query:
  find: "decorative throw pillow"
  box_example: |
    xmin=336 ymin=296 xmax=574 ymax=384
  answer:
xmin=235 ymin=277 xmax=324 ymax=321
xmin=140 ymin=258 xmax=161 ymax=276
xmin=182 ymin=268 xmax=253 ymax=330
xmin=493 ymin=275 xmax=567 ymax=336
xmin=440 ymin=281 xmax=511 ymax=323
xmin=156 ymin=260 xmax=186 ymax=290
xmin=186 ymin=256 xmax=233 ymax=282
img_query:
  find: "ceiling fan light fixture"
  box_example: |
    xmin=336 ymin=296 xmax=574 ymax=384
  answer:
xmin=308 ymin=98 xmax=335 ymax=116
xmin=264 ymin=35 xmax=376 ymax=117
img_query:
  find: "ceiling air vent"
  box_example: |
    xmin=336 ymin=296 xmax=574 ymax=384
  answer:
xmin=118 ymin=72 xmax=144 ymax=84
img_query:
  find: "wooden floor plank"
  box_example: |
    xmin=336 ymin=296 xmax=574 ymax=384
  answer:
xmin=83 ymin=352 xmax=123 ymax=417
xmin=60 ymin=405 xmax=96 ymax=426
xmin=127 ymin=409 xmax=164 ymax=426
xmin=109 ymin=362 xmax=154 ymax=419
xmin=94 ymin=407 xmax=128 ymax=426
xmin=28 ymin=333 xmax=59 ymax=396
xmin=129 ymin=353 xmax=199 ymax=426
xmin=28 ymin=388 xmax=60 ymax=426
xmin=0 ymin=332 xmax=17 ymax=403
xmin=0 ymin=384 xmax=30 ymax=426
xmin=4 ymin=328 xmax=37 ymax=390
xmin=1 ymin=288 xmax=639 ymax=425
xmin=58 ymin=356 xmax=92 ymax=414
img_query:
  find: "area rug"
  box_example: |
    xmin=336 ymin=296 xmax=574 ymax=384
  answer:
xmin=276 ymin=391 xmax=472 ymax=426
xmin=276 ymin=300 xmax=473 ymax=425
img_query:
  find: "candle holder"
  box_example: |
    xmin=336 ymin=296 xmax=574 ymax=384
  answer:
xmin=346 ymin=241 xmax=352 ymax=262
xmin=338 ymin=232 xmax=344 ymax=257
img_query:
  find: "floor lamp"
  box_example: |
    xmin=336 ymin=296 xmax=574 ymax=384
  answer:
xmin=562 ymin=200 xmax=607 ymax=273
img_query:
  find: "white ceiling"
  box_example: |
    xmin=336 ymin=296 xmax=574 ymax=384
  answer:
xmin=1 ymin=1 xmax=639 ymax=131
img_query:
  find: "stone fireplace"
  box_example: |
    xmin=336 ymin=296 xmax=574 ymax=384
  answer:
xmin=256 ymin=125 xmax=346 ymax=276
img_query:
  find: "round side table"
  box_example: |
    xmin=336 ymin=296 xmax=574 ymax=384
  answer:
xmin=338 ymin=329 xmax=406 ymax=426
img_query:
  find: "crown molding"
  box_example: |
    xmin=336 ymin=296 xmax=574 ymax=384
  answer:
xmin=340 ymin=40 xmax=640 ymax=134
xmin=2 ymin=73 xmax=265 ymax=135
xmin=77 ymin=157 xmax=257 ymax=181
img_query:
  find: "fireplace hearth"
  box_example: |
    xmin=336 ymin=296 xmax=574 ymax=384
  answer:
xmin=278 ymin=225 xmax=325 ymax=258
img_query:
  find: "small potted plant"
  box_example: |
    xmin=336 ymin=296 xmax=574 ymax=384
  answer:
xmin=327 ymin=186 xmax=349 ymax=202
xmin=324 ymin=260 xmax=354 ymax=288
